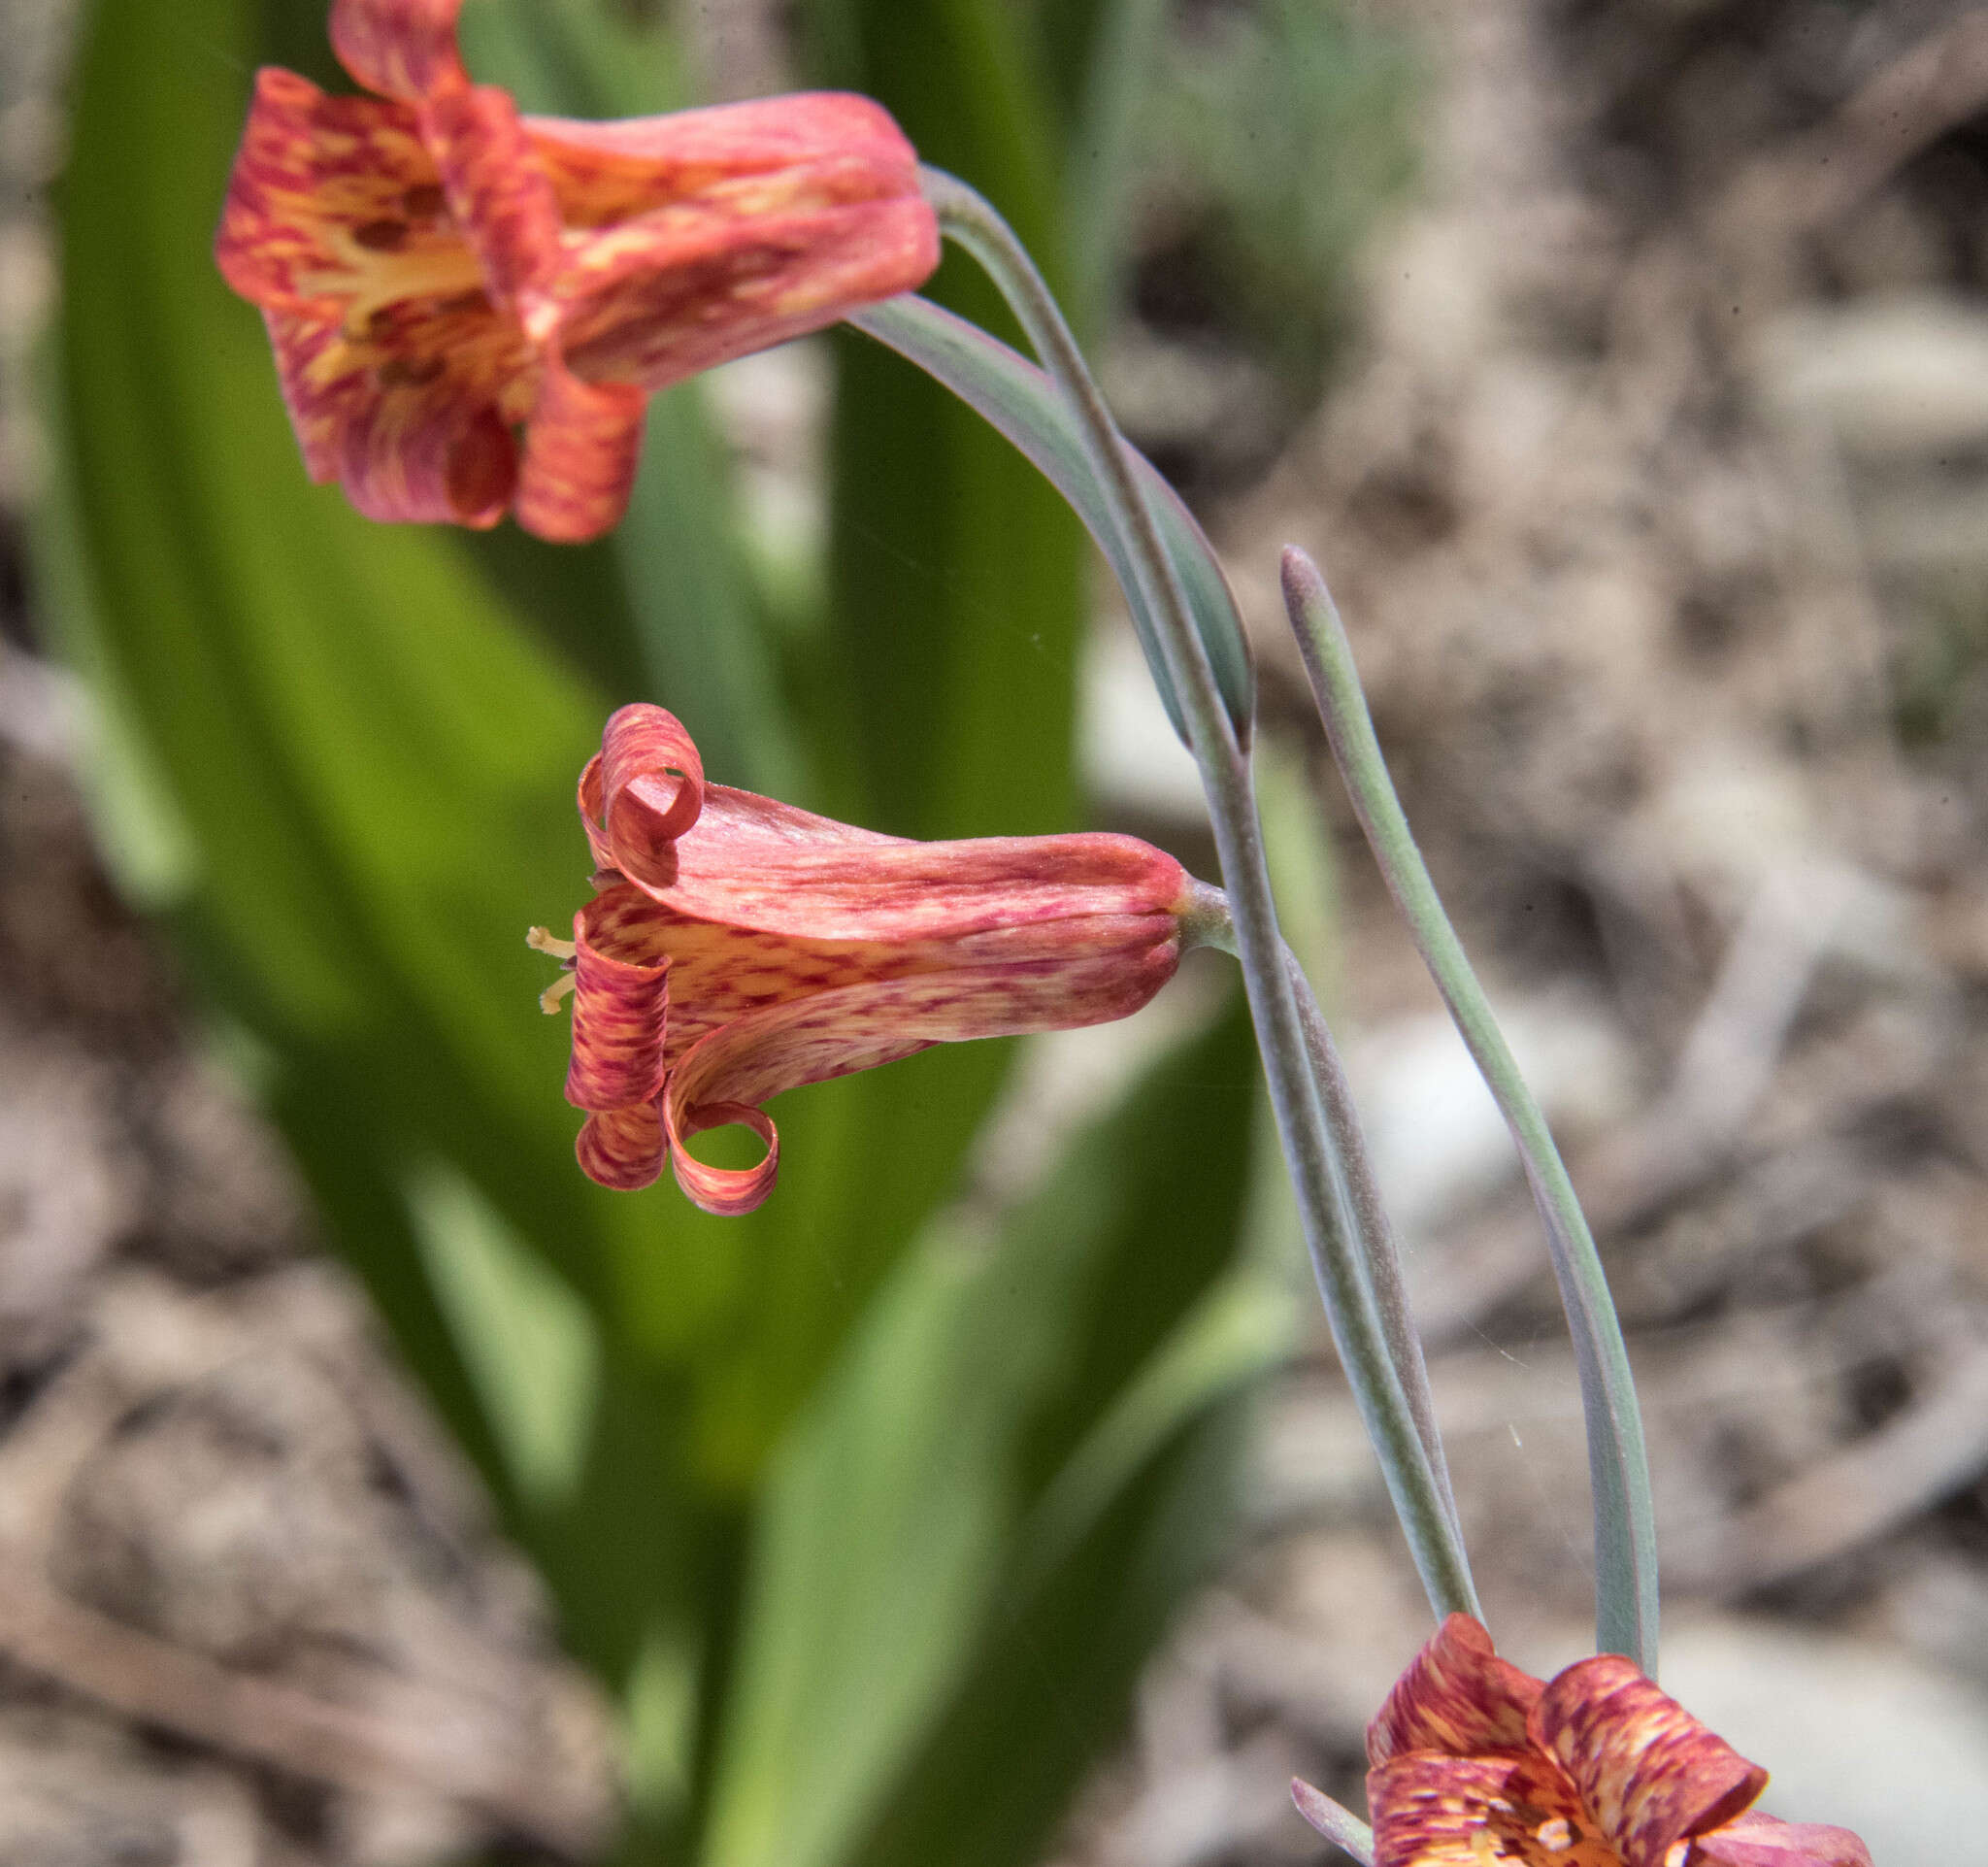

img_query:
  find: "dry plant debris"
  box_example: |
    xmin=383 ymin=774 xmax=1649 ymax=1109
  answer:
xmin=1058 ymin=4 xmax=1988 ymax=1864
xmin=0 ymin=658 xmax=615 ymax=1864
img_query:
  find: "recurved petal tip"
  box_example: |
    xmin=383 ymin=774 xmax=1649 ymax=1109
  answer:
xmin=566 ymin=903 xmax=670 ymax=1113
xmin=665 ymin=1099 xmax=779 ymax=1216
xmin=1532 ymin=1656 xmax=1767 ymax=1867
xmin=331 ymin=0 xmax=468 ymax=100
xmin=596 ymin=705 xmax=706 ymax=884
xmin=1368 ymin=1615 xmax=1542 ymax=1768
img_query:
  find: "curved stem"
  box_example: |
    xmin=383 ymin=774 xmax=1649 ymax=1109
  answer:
xmin=1280 ymin=546 xmax=1659 ymax=1671
xmin=921 ymin=166 xmax=1477 ymax=1621
xmin=1284 ymin=947 xmax=1460 ymax=1534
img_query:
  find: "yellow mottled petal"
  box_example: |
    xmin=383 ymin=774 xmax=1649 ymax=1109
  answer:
xmin=1532 ymin=1659 xmax=1765 ymax=1867
xmin=1369 ymin=1752 xmax=1619 ymax=1867
xmin=1369 ymin=1617 xmax=1544 ymax=1768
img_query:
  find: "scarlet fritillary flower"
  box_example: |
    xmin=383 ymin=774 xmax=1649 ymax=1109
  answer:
xmin=215 ymin=0 xmax=938 ymax=540
xmin=1295 ymin=1615 xmax=1872 ymax=1867
xmin=531 ymin=705 xmax=1213 ymax=1216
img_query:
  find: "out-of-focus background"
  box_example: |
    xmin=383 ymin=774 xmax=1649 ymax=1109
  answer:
xmin=5 ymin=0 xmax=1988 ymax=1862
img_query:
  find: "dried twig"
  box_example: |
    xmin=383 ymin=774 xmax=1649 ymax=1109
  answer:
xmin=0 ymin=1563 xmax=607 ymax=1859
xmin=1668 ymin=1337 xmax=1988 ymax=1593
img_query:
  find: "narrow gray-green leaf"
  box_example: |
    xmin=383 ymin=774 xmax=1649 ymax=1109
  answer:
xmin=1281 ymin=546 xmax=1660 ymax=1670
xmin=846 ymin=293 xmax=1254 ymax=746
xmin=702 ymin=1001 xmax=1263 ymax=1867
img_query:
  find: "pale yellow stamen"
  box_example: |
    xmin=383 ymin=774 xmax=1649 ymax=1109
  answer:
xmin=528 ymin=926 xmax=579 ymax=1015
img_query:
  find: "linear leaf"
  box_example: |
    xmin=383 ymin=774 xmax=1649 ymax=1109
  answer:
xmin=702 ymin=1000 xmax=1267 ymax=1867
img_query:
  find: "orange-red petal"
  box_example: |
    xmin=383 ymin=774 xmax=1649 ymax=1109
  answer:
xmin=215 ymin=70 xmax=480 ymax=316
xmin=576 ymin=1103 xmax=667 ymax=1192
xmin=1532 ymin=1657 xmax=1767 ymax=1867
xmin=525 ymin=92 xmax=925 ymax=226
xmin=263 ymin=307 xmax=521 ymax=525
xmin=654 ymin=930 xmax=1182 ymax=1214
xmin=523 ymin=92 xmax=938 ymax=394
xmin=216 ymin=70 xmax=532 ymax=525
xmin=565 ymin=907 xmax=669 ymax=1116
xmin=659 ymin=799 xmax=1191 ymax=944
xmin=587 ymin=704 xmax=709 ymax=885
xmin=514 ymin=361 xmax=648 ymax=541
xmin=416 ymin=83 xmax=564 ymax=309
xmin=662 ymin=1100 xmax=779 ymax=1217
xmin=1368 ymin=1750 xmax=1618 ymax=1867
xmin=552 ymin=703 xmax=1198 ymax=1211
xmin=225 ymin=23 xmax=937 ymax=544
xmin=1367 ymin=1615 xmax=1544 ymax=1768
xmin=330 ymin=0 xmax=468 ymax=101
xmin=547 ymin=195 xmax=941 ymax=390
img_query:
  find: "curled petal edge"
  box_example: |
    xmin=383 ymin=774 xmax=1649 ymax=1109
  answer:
xmin=564 ymin=911 xmax=669 ymax=1114
xmin=585 ymin=704 xmax=706 ymax=884
xmin=330 ymin=0 xmax=468 ymax=101
xmin=576 ymin=1102 xmax=668 ymax=1191
xmin=665 ymin=1099 xmax=779 ymax=1217
xmin=1367 ymin=1614 xmax=1541 ymax=1768
xmin=1533 ymin=1656 xmax=1766 ymax=1867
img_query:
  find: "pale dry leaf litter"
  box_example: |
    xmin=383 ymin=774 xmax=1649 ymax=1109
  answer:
xmin=1058 ymin=6 xmax=1988 ymax=1867
xmin=0 ymin=674 xmax=617 ymax=1863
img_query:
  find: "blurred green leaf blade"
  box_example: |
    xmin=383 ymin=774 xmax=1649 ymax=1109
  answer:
xmin=702 ymin=997 xmax=1272 ymax=1867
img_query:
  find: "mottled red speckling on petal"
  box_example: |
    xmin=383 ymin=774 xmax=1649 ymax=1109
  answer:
xmin=1353 ymin=1618 xmax=1872 ymax=1867
xmin=1367 ymin=1613 xmax=1542 ymax=1767
xmin=575 ymin=1101 xmax=668 ymax=1194
xmin=329 ymin=0 xmax=469 ymax=102
xmin=563 ymin=910 xmax=669 ymax=1117
xmin=219 ymin=3 xmax=939 ymax=540
xmin=1367 ymin=1749 xmax=1618 ymax=1867
xmin=218 ymin=73 xmax=535 ymax=525
xmin=514 ymin=366 xmax=647 ymax=543
xmin=543 ymin=704 xmax=1200 ymax=1215
xmin=1533 ymin=1657 xmax=1767 ymax=1867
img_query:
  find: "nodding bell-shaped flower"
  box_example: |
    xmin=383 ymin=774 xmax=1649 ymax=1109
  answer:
xmin=532 ymin=705 xmax=1215 ymax=1217
xmin=215 ymin=0 xmax=938 ymax=541
xmin=1295 ymin=1615 xmax=1872 ymax=1867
